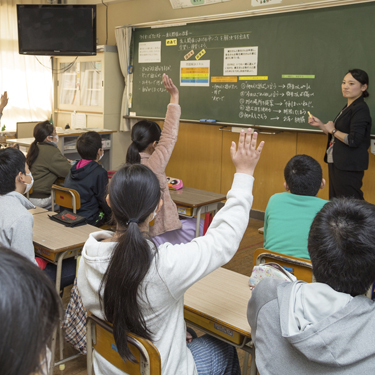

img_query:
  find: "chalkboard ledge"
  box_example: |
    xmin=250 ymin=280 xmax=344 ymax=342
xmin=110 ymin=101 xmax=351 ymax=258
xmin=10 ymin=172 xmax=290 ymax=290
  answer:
xmin=124 ymin=115 xmax=331 ymax=135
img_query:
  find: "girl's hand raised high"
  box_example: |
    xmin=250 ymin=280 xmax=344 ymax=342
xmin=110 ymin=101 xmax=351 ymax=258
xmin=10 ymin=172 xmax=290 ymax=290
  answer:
xmin=230 ymin=128 xmax=264 ymax=176
xmin=162 ymin=73 xmax=179 ymax=104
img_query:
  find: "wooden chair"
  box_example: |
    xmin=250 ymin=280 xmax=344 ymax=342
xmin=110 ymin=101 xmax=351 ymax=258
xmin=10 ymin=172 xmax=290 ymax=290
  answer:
xmin=253 ymin=248 xmax=313 ymax=283
xmin=51 ymin=184 xmax=81 ymax=213
xmin=86 ymin=315 xmax=161 ymax=375
xmin=243 ymin=249 xmax=314 ymax=374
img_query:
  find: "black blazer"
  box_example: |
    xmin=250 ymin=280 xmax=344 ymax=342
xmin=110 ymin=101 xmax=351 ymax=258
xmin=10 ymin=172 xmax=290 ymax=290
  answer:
xmin=324 ymin=96 xmax=372 ymax=171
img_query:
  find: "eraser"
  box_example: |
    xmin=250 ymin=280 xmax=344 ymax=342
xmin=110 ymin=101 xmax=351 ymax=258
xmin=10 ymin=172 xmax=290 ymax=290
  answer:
xmin=206 ymin=119 xmax=217 ymax=123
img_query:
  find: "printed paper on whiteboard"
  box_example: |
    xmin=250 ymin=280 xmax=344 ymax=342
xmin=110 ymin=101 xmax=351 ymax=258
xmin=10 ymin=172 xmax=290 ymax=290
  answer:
xmin=251 ymin=0 xmax=282 ymax=6
xmin=170 ymin=0 xmax=231 ymax=9
xmin=180 ymin=60 xmax=210 ymax=87
xmin=139 ymin=42 xmax=161 ymax=63
xmin=224 ymin=47 xmax=258 ymax=76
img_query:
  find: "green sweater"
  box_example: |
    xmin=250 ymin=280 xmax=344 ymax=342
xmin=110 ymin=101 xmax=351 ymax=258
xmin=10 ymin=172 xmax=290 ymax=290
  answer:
xmin=30 ymin=143 xmax=71 ymax=198
xmin=263 ymin=192 xmax=328 ymax=259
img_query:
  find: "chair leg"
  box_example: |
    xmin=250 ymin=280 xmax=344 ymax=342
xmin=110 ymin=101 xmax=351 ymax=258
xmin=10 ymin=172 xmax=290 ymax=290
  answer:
xmin=242 ymin=352 xmax=250 ymax=375
xmin=86 ymin=320 xmax=93 ymax=375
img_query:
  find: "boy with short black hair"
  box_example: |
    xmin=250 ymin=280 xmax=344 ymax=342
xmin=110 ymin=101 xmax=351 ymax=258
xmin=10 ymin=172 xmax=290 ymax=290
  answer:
xmin=0 ymin=147 xmax=37 ymax=265
xmin=263 ymin=154 xmax=327 ymax=259
xmin=65 ymin=131 xmax=111 ymax=226
xmin=248 ymin=198 xmax=375 ymax=374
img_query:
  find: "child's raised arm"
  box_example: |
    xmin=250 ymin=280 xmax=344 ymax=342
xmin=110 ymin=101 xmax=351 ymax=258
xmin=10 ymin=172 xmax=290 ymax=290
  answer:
xmin=162 ymin=73 xmax=179 ymax=105
xmin=230 ymin=129 xmax=264 ymax=176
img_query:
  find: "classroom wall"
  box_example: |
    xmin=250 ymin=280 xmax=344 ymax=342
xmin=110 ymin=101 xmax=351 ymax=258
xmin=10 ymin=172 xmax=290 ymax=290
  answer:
xmin=95 ymin=0 xmax=363 ymax=45
xmin=94 ymin=0 xmax=375 ymax=210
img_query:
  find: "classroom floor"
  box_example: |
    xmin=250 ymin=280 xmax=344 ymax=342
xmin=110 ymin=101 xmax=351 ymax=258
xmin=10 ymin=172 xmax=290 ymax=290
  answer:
xmin=54 ymin=217 xmax=264 ymax=375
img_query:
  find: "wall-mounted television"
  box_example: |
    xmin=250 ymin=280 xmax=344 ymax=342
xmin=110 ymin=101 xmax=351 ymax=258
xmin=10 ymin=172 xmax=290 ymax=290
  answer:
xmin=17 ymin=5 xmax=97 ymax=56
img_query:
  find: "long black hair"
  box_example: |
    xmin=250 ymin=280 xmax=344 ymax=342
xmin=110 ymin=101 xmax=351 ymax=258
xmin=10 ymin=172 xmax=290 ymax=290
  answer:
xmin=0 ymin=247 xmax=61 ymax=375
xmin=26 ymin=120 xmax=54 ymax=168
xmin=99 ymin=163 xmax=161 ymax=362
xmin=126 ymin=120 xmax=161 ymax=164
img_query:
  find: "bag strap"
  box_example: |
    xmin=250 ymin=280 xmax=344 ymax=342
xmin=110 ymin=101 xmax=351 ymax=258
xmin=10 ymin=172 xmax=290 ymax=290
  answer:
xmin=263 ymin=262 xmax=295 ymax=281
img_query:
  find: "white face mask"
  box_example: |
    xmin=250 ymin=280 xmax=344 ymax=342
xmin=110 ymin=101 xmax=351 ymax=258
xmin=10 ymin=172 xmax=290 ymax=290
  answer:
xmin=50 ymin=134 xmax=59 ymax=145
xmin=98 ymin=150 xmax=104 ymax=161
xmin=22 ymin=172 xmax=34 ymax=194
xmin=152 ymin=204 xmax=158 ymax=220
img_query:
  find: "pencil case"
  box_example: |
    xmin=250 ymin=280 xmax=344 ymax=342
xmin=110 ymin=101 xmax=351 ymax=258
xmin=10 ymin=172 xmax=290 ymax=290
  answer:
xmin=167 ymin=176 xmax=183 ymax=190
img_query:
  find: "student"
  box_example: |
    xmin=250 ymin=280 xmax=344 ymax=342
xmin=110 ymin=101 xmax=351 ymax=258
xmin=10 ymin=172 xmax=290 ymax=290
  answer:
xmin=126 ymin=73 xmax=203 ymax=245
xmin=248 ymin=198 xmax=375 ymax=374
xmin=0 ymin=147 xmax=38 ymax=265
xmin=0 ymin=147 xmax=76 ymax=289
xmin=64 ymin=131 xmax=111 ymax=226
xmin=77 ymin=129 xmax=264 ymax=375
xmin=26 ymin=120 xmax=71 ymax=209
xmin=263 ymin=154 xmax=328 ymax=259
xmin=0 ymin=247 xmax=61 ymax=375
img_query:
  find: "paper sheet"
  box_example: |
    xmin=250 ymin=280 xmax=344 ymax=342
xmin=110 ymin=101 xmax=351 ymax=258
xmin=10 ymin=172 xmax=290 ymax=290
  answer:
xmin=71 ymin=113 xmax=87 ymax=129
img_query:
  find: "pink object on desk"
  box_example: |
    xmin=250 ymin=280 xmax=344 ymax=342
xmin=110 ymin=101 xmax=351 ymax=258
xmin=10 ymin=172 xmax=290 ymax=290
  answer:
xmin=167 ymin=176 xmax=183 ymax=190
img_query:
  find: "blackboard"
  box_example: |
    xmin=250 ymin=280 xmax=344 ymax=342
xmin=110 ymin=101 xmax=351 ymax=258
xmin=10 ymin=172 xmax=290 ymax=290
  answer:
xmin=130 ymin=2 xmax=375 ymax=133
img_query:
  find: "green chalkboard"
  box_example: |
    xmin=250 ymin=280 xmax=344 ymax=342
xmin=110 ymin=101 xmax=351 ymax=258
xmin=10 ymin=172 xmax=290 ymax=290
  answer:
xmin=130 ymin=2 xmax=375 ymax=133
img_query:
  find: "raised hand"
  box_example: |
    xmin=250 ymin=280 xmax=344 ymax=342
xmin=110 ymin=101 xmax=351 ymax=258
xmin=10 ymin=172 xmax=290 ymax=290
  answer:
xmin=162 ymin=74 xmax=179 ymax=104
xmin=230 ymin=128 xmax=264 ymax=176
xmin=0 ymin=91 xmax=8 ymax=113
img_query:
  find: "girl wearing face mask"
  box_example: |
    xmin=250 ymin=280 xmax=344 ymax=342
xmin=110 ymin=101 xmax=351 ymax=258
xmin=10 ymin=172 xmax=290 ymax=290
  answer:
xmin=26 ymin=121 xmax=71 ymax=209
xmin=308 ymin=69 xmax=372 ymax=200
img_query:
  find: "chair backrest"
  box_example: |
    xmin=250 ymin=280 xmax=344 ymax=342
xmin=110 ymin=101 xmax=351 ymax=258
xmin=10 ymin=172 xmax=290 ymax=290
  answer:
xmin=86 ymin=315 xmax=161 ymax=375
xmin=254 ymin=248 xmax=313 ymax=283
xmin=51 ymin=184 xmax=81 ymax=213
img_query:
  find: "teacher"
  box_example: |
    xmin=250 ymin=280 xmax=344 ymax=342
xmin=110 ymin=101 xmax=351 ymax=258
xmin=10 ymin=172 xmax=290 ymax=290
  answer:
xmin=308 ymin=69 xmax=372 ymax=200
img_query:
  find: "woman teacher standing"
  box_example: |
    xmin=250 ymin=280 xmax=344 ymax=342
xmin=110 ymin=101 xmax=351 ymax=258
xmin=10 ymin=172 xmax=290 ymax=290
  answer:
xmin=308 ymin=69 xmax=372 ymax=200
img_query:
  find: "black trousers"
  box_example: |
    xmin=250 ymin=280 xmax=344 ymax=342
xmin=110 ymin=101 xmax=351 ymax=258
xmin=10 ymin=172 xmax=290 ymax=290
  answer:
xmin=328 ymin=163 xmax=365 ymax=200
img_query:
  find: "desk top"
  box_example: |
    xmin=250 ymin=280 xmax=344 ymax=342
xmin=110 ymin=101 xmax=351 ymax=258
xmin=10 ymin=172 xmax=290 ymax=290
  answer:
xmin=33 ymin=212 xmax=100 ymax=253
xmin=29 ymin=206 xmax=48 ymax=215
xmin=170 ymin=187 xmax=226 ymax=208
xmin=184 ymin=267 xmax=251 ymax=337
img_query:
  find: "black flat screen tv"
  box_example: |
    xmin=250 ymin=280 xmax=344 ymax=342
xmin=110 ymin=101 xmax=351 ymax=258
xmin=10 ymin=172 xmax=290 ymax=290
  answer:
xmin=17 ymin=5 xmax=97 ymax=56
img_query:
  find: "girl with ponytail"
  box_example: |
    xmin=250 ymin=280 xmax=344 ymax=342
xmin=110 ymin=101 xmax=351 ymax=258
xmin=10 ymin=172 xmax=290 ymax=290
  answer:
xmin=77 ymin=128 xmax=264 ymax=375
xmin=126 ymin=74 xmax=203 ymax=246
xmin=26 ymin=120 xmax=71 ymax=209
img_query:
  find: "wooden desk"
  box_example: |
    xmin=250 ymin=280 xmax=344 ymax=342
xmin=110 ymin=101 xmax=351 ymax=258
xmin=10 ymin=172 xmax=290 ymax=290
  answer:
xmin=169 ymin=187 xmax=226 ymax=237
xmin=33 ymin=212 xmax=100 ymax=292
xmin=29 ymin=206 xmax=48 ymax=215
xmin=184 ymin=267 xmax=255 ymax=375
xmin=33 ymin=211 xmax=101 ymax=371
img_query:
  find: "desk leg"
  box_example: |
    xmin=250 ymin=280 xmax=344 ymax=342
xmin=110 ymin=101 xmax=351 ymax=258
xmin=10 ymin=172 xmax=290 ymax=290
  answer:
xmin=50 ymin=328 xmax=57 ymax=375
xmin=195 ymin=207 xmax=203 ymax=238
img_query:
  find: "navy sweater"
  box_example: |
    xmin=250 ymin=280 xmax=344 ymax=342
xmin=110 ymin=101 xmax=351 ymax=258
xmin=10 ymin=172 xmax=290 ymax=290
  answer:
xmin=64 ymin=161 xmax=111 ymax=225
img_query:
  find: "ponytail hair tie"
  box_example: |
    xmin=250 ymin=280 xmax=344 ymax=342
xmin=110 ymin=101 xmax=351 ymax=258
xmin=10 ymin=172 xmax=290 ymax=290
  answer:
xmin=126 ymin=218 xmax=139 ymax=225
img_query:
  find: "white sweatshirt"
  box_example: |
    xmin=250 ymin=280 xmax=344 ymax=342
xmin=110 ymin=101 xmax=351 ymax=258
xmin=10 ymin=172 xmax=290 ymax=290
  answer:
xmin=77 ymin=173 xmax=254 ymax=375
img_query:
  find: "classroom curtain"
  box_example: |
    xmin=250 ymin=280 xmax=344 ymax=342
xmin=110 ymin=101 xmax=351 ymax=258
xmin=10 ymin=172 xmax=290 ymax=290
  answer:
xmin=115 ymin=26 xmax=133 ymax=131
xmin=0 ymin=0 xmax=53 ymax=132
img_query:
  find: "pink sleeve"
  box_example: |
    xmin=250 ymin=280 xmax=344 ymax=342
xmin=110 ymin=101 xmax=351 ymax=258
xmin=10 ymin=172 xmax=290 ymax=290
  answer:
xmin=147 ymin=103 xmax=181 ymax=174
